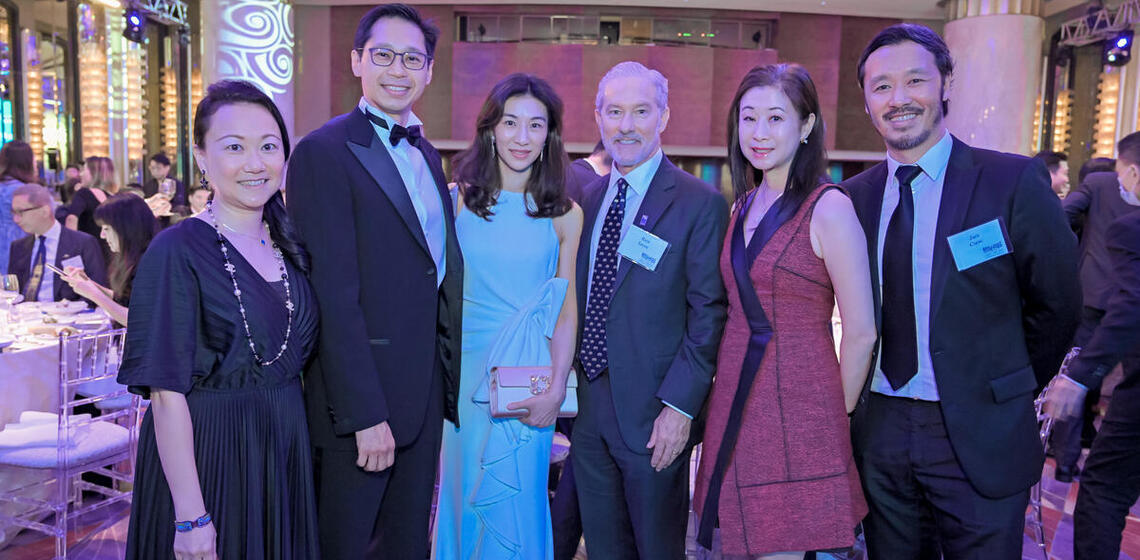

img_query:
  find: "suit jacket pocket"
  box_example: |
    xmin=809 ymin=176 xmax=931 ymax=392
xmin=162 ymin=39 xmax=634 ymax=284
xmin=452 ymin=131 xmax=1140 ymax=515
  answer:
xmin=990 ymin=365 xmax=1036 ymax=403
xmin=369 ymin=338 xmax=391 ymax=346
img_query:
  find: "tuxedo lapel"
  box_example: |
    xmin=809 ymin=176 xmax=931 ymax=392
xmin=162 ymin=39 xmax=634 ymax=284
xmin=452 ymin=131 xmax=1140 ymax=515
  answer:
xmin=578 ymin=175 xmax=608 ymax=309
xmin=612 ymin=158 xmax=678 ymax=295
xmin=345 ymin=110 xmax=431 ymax=257
xmin=53 ymin=231 xmax=76 ymax=301
xmin=930 ymin=138 xmax=981 ymax=329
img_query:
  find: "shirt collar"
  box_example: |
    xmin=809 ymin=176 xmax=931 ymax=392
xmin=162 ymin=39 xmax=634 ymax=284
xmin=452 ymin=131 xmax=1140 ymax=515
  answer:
xmin=609 ymin=148 xmax=664 ymax=197
xmin=886 ymin=129 xmax=953 ymax=185
xmin=43 ymin=220 xmax=61 ymax=241
xmin=358 ymin=97 xmax=423 ymax=129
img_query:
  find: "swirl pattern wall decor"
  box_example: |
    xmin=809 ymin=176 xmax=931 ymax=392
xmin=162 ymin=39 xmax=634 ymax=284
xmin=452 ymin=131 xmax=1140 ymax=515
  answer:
xmin=216 ymin=0 xmax=293 ymax=97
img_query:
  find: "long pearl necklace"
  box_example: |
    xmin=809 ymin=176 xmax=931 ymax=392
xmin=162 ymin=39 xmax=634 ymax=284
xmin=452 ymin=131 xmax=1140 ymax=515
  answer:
xmin=206 ymin=200 xmax=294 ymax=367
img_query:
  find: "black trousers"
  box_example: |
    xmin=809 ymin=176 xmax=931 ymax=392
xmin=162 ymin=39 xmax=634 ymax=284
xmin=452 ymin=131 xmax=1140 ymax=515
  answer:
xmin=313 ymin=371 xmax=444 ymax=560
xmin=855 ymin=394 xmax=1029 ymax=560
xmin=552 ymin=417 xmax=583 ymax=560
xmin=572 ymin=373 xmax=690 ymax=560
xmin=1073 ymin=355 xmax=1140 ymax=560
xmin=1050 ymin=306 xmax=1107 ymax=471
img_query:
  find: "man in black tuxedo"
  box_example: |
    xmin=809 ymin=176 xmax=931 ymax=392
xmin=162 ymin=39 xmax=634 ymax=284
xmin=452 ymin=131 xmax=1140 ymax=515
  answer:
xmin=8 ymin=184 xmax=105 ymax=302
xmin=842 ymin=24 xmax=1080 ymax=558
xmin=1049 ymin=139 xmax=1140 ymax=481
xmin=285 ymin=4 xmax=462 ymax=559
xmin=572 ymin=61 xmax=728 ymax=559
xmin=1045 ymin=141 xmax=1140 ymax=559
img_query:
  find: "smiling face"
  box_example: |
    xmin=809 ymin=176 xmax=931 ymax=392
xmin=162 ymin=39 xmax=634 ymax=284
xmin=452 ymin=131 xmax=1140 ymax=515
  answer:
xmin=861 ymin=40 xmax=949 ymax=162
xmin=737 ymin=86 xmax=815 ymax=180
xmin=189 ymin=188 xmax=210 ymax=214
xmin=192 ymin=102 xmax=285 ymax=214
xmin=494 ymin=94 xmax=549 ymax=176
xmin=351 ymin=16 xmax=433 ymax=125
xmin=596 ymin=75 xmax=669 ymax=175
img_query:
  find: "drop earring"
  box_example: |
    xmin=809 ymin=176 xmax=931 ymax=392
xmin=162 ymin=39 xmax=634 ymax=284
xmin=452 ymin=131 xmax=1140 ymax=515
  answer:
xmin=200 ymin=172 xmax=209 ymax=189
xmin=800 ymin=137 xmax=808 ymax=145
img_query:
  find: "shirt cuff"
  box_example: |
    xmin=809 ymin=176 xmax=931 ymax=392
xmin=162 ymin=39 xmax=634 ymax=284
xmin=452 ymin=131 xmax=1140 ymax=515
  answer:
xmin=1059 ymin=373 xmax=1089 ymax=392
xmin=662 ymin=400 xmax=693 ymax=420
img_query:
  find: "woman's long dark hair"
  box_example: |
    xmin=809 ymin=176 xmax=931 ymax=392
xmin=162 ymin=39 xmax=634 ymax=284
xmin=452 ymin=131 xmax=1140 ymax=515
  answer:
xmin=193 ymin=79 xmax=310 ymax=274
xmin=452 ymin=73 xmax=572 ymax=219
xmin=727 ymin=64 xmax=828 ymax=210
xmin=94 ymin=194 xmax=158 ymax=302
xmin=0 ymin=141 xmax=36 ymax=184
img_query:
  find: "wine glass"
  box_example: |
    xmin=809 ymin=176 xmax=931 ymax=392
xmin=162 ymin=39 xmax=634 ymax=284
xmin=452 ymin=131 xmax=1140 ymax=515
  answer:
xmin=159 ymin=178 xmax=176 ymax=200
xmin=1 ymin=274 xmax=18 ymax=294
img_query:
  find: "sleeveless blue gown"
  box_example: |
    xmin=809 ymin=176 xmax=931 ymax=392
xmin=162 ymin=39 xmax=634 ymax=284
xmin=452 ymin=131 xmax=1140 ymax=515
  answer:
xmin=433 ymin=189 xmax=565 ymax=560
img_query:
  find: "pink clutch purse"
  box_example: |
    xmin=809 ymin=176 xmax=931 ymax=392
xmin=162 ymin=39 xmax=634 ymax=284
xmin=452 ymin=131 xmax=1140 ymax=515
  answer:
xmin=489 ymin=366 xmax=579 ymax=419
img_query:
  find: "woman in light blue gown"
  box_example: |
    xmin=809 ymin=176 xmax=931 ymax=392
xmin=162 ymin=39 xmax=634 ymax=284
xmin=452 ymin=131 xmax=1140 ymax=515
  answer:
xmin=433 ymin=74 xmax=583 ymax=560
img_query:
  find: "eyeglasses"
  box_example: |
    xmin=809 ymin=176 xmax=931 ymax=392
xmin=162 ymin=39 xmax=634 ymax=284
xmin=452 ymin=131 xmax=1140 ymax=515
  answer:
xmin=11 ymin=205 xmax=44 ymax=217
xmin=356 ymin=47 xmax=431 ymax=71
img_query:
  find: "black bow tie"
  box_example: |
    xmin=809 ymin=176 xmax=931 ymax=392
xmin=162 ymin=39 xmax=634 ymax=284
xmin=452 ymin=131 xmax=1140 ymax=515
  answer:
xmin=365 ymin=110 xmax=422 ymax=148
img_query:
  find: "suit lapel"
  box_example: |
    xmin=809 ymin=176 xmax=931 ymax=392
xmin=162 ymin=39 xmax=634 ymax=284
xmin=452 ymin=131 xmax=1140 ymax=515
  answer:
xmin=930 ymin=138 xmax=981 ymax=329
xmin=577 ymin=175 xmax=608 ymax=312
xmin=612 ymin=158 xmax=678 ymax=295
xmin=345 ymin=110 xmax=431 ymax=257
xmin=855 ymin=163 xmax=888 ymax=327
xmin=53 ymin=231 xmax=74 ymax=301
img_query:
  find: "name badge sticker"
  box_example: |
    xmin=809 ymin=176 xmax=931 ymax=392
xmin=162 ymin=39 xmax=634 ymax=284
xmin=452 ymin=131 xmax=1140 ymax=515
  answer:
xmin=618 ymin=225 xmax=670 ymax=271
xmin=946 ymin=218 xmax=1013 ymax=271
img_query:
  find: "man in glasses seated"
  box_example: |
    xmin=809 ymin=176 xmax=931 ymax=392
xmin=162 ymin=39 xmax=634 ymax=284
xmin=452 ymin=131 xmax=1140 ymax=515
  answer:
xmin=8 ymin=184 xmax=105 ymax=303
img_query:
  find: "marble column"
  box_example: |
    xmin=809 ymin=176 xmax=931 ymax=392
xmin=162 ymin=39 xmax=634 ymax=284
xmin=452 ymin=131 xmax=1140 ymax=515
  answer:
xmin=943 ymin=0 xmax=1044 ymax=155
xmin=200 ymin=0 xmax=295 ymax=137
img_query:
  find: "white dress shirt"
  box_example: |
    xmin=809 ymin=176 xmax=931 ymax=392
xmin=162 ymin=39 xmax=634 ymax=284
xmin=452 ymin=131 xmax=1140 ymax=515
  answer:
xmin=359 ymin=98 xmax=447 ymax=287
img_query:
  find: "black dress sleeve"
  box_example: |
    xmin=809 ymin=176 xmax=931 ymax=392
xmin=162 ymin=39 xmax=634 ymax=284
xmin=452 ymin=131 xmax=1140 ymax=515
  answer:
xmin=56 ymin=188 xmax=94 ymax=222
xmin=116 ymin=228 xmax=201 ymax=397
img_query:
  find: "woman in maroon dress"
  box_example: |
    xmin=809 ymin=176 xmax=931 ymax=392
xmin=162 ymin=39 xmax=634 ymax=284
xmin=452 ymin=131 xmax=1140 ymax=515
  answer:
xmin=694 ymin=64 xmax=877 ymax=559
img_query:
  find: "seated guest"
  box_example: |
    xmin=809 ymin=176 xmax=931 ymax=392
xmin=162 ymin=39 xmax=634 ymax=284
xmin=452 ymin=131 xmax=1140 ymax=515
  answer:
xmin=8 ymin=184 xmax=106 ymax=302
xmin=187 ymin=185 xmax=210 ymax=215
xmin=1033 ymin=150 xmax=1069 ymax=197
xmin=61 ymin=193 xmax=158 ymax=326
xmin=143 ymin=152 xmax=187 ymax=214
xmin=0 ymin=140 xmax=38 ymax=275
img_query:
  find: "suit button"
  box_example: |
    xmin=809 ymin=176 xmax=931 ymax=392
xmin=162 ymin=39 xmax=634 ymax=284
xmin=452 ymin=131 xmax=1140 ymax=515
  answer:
xmin=427 ymin=267 xmax=436 ymax=276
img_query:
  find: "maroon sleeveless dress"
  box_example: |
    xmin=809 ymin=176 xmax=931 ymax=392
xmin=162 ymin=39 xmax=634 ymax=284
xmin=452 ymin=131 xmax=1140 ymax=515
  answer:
xmin=694 ymin=184 xmax=867 ymax=556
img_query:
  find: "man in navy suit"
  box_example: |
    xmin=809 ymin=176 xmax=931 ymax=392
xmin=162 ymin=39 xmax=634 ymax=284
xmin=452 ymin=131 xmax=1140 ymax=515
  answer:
xmin=8 ymin=184 xmax=105 ymax=302
xmin=572 ymin=61 xmax=728 ymax=559
xmin=285 ymin=4 xmax=462 ymax=558
xmin=842 ymin=24 xmax=1080 ymax=558
xmin=1045 ymin=139 xmax=1140 ymax=560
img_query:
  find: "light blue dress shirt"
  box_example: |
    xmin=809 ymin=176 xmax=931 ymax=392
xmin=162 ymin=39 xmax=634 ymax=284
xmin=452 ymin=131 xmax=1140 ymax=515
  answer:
xmin=870 ymin=130 xmax=953 ymax=401
xmin=33 ymin=220 xmax=62 ymax=302
xmin=358 ymin=98 xmax=447 ymax=287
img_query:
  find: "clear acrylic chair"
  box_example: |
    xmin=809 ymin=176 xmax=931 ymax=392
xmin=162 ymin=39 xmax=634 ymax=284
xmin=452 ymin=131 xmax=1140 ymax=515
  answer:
xmin=0 ymin=328 xmax=140 ymax=559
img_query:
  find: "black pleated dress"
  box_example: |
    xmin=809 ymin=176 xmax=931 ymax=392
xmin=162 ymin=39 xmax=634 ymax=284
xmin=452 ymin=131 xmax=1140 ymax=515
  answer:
xmin=117 ymin=218 xmax=319 ymax=559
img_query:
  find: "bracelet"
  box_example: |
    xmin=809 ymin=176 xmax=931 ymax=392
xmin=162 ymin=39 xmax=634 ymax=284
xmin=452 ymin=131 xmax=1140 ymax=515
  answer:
xmin=174 ymin=513 xmax=212 ymax=533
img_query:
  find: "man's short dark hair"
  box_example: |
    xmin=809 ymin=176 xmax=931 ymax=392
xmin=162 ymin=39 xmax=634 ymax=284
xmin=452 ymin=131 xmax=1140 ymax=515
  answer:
xmin=857 ymin=23 xmax=954 ymax=115
xmin=1117 ymin=131 xmax=1140 ymax=168
xmin=149 ymin=153 xmax=171 ymax=166
xmin=354 ymin=3 xmax=439 ymax=59
xmin=1032 ymin=151 xmax=1067 ymax=174
xmin=1079 ymin=156 xmax=1117 ymax=184
xmin=65 ymin=163 xmax=80 ymax=171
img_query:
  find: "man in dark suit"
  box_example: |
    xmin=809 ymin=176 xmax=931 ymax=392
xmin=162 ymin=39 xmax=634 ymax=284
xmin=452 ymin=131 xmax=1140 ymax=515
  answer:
xmin=8 ymin=184 xmax=105 ymax=302
xmin=285 ymin=4 xmax=462 ymax=559
xmin=1049 ymin=141 xmax=1140 ymax=481
xmin=564 ymin=140 xmax=609 ymax=203
xmin=842 ymin=24 xmax=1080 ymax=558
xmin=572 ymin=61 xmax=728 ymax=559
xmin=142 ymin=153 xmax=188 ymax=214
xmin=1044 ymin=200 xmax=1140 ymax=559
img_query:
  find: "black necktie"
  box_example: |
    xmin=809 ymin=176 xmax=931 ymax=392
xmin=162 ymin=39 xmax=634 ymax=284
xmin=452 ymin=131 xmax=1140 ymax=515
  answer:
xmin=580 ymin=178 xmax=629 ymax=380
xmin=24 ymin=235 xmax=46 ymax=302
xmin=364 ymin=110 xmax=422 ymax=148
xmin=881 ymin=165 xmax=923 ymax=390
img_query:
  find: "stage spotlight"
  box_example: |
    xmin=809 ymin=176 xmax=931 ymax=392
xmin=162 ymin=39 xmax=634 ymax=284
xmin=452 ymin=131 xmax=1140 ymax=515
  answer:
xmin=123 ymin=9 xmax=146 ymax=44
xmin=1105 ymin=30 xmax=1132 ymax=67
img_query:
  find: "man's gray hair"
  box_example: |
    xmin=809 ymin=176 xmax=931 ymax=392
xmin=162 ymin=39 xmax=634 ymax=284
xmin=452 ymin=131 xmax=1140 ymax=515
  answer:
xmin=13 ymin=183 xmax=52 ymax=207
xmin=595 ymin=61 xmax=669 ymax=112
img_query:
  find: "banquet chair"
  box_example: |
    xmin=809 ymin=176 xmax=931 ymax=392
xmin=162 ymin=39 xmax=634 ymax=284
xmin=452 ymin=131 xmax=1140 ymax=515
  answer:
xmin=0 ymin=328 xmax=140 ymax=559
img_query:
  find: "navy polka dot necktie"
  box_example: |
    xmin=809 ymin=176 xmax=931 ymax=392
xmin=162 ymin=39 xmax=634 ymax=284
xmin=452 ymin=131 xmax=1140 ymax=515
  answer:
xmin=581 ymin=178 xmax=629 ymax=380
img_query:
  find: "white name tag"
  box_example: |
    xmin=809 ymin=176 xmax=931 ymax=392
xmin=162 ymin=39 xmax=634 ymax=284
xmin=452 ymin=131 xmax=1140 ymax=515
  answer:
xmin=618 ymin=225 xmax=669 ymax=271
xmin=946 ymin=219 xmax=1012 ymax=271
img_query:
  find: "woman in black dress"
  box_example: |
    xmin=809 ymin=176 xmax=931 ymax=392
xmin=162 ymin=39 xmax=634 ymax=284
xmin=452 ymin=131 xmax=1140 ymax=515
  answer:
xmin=57 ymin=156 xmax=117 ymax=244
xmin=117 ymin=80 xmax=319 ymax=559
